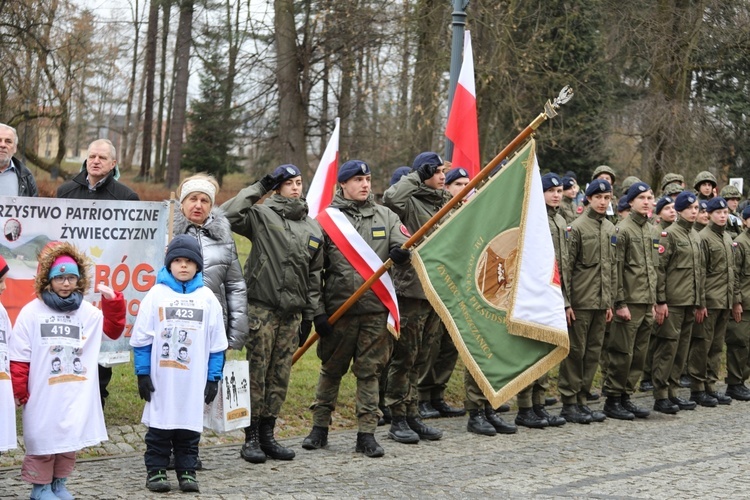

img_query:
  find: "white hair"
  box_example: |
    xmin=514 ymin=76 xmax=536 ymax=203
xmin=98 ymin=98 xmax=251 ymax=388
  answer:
xmin=0 ymin=124 xmax=18 ymax=145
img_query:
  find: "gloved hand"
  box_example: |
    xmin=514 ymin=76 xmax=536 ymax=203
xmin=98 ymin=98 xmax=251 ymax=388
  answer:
xmin=416 ymin=163 xmax=439 ymax=182
xmin=259 ymin=172 xmax=285 ymax=191
xmin=389 ymin=247 xmax=411 ymax=265
xmin=204 ymin=380 xmax=219 ymax=404
xmin=299 ymin=319 xmax=313 ymax=347
xmin=138 ymin=374 xmax=155 ymax=402
xmin=314 ymin=314 xmax=334 ymax=337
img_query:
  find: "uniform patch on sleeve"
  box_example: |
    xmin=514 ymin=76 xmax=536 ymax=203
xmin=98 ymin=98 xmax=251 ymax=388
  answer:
xmin=372 ymin=227 xmax=386 ymax=239
xmin=653 ymin=238 xmax=660 ymax=249
xmin=308 ymin=235 xmax=321 ymax=250
xmin=658 ymin=244 xmax=665 ymax=254
xmin=661 ymin=231 xmax=668 ymax=237
xmin=610 ymin=235 xmax=617 ymax=246
xmin=400 ymin=224 xmax=411 ymax=237
xmin=576 ymin=206 xmax=583 ymax=214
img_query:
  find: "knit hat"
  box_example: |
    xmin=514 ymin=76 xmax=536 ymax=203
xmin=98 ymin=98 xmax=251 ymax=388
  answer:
xmin=626 ymin=182 xmax=651 ymax=203
xmin=585 ymin=179 xmax=612 ymax=197
xmin=179 ymin=178 xmax=216 ymax=205
xmin=390 ymin=166 xmax=411 ymax=186
xmin=617 ymin=195 xmax=630 ymax=212
xmin=541 ymin=173 xmax=562 ymax=192
xmin=655 ymin=196 xmax=674 ymax=215
xmin=411 ymin=152 xmax=444 ymax=172
xmin=674 ymin=191 xmax=697 ymax=212
xmin=445 ymin=167 xmax=470 ymax=186
xmin=705 ymin=196 xmax=728 ymax=213
xmin=165 ymin=234 xmax=203 ymax=272
xmin=742 ymin=206 xmax=750 ymax=220
xmin=338 ymin=160 xmax=371 ymax=182
xmin=270 ymin=164 xmax=302 ymax=190
xmin=0 ymin=255 xmax=9 ymax=280
xmin=562 ymin=176 xmax=576 ymax=190
xmin=49 ymin=255 xmax=80 ymax=279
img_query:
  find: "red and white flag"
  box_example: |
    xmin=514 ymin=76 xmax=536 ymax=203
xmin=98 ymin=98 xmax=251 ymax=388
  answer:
xmin=445 ymin=31 xmax=480 ymax=178
xmin=307 ymin=117 xmax=340 ymax=218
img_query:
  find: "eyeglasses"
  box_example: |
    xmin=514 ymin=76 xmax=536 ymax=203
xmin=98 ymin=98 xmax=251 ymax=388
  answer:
xmin=52 ymin=275 xmax=79 ymax=284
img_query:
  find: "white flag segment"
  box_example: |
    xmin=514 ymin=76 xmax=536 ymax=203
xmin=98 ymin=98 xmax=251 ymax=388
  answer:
xmin=445 ymin=31 xmax=480 ymax=178
xmin=307 ymin=117 xmax=340 ymax=219
xmin=508 ymin=154 xmax=568 ymax=335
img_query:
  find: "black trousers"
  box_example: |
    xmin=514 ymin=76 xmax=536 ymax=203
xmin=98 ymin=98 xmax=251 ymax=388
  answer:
xmin=98 ymin=365 xmax=112 ymax=407
xmin=144 ymin=427 xmax=201 ymax=472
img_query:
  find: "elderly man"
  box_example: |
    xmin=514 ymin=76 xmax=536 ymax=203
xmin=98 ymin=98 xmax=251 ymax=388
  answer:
xmin=57 ymin=139 xmax=138 ymax=200
xmin=0 ymin=123 xmax=38 ymax=197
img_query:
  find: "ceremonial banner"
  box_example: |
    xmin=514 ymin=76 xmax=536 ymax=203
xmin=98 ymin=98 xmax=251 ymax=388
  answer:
xmin=307 ymin=117 xmax=340 ymax=219
xmin=412 ymin=140 xmax=568 ymax=407
xmin=0 ymin=196 xmax=170 ymax=366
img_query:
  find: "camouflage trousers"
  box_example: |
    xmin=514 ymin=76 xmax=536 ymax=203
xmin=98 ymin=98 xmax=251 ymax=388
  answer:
xmin=418 ymin=322 xmax=459 ymax=401
xmin=385 ymin=298 xmax=442 ymax=417
xmin=245 ymin=304 xmax=301 ymax=422
xmin=311 ymin=312 xmax=393 ymax=433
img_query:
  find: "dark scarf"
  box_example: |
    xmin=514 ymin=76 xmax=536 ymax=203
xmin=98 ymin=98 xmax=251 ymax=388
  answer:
xmin=41 ymin=290 xmax=83 ymax=312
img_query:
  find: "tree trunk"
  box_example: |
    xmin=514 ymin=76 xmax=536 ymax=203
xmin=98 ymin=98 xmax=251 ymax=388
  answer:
xmin=140 ymin=0 xmax=159 ymax=179
xmin=121 ymin=0 xmax=141 ymax=171
xmin=154 ymin=0 xmax=171 ymax=181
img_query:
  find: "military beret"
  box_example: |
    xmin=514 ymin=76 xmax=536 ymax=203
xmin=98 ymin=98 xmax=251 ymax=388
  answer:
xmin=585 ymin=179 xmax=612 ymax=197
xmin=390 ymin=166 xmax=411 ymax=186
xmin=562 ymin=176 xmax=575 ymax=190
xmin=445 ymin=167 xmax=470 ymax=186
xmin=699 ymin=200 xmax=708 ymax=211
xmin=541 ymin=173 xmax=562 ymax=192
xmin=674 ymin=191 xmax=697 ymax=212
xmin=269 ymin=164 xmax=302 ymax=190
xmin=742 ymin=206 xmax=750 ymax=220
xmin=411 ymin=151 xmax=443 ymax=171
xmin=338 ymin=160 xmax=371 ymax=182
xmin=626 ymin=182 xmax=651 ymax=203
xmin=705 ymin=196 xmax=728 ymax=213
xmin=655 ymin=196 xmax=674 ymax=215
xmin=617 ymin=195 xmax=630 ymax=212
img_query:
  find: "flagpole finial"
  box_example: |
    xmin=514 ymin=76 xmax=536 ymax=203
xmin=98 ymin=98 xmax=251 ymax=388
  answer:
xmin=543 ymin=86 xmax=574 ymax=119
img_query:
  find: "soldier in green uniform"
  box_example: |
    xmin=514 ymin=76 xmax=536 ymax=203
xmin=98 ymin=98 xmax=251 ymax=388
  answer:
xmin=557 ymin=179 xmax=617 ymax=424
xmin=602 ymin=182 xmax=656 ymax=420
xmin=381 ymin=151 xmax=451 ymax=444
xmin=694 ymin=200 xmax=710 ymax=232
xmin=687 ymin=196 xmax=735 ymax=406
xmin=592 ymin=165 xmax=618 ymax=224
xmin=515 ymin=173 xmax=569 ymax=428
xmin=693 ymin=171 xmax=717 ymax=201
xmin=222 ymin=164 xmax=324 ymax=463
xmin=560 ymin=176 xmax=580 ymax=224
xmin=651 ymin=191 xmax=702 ymax=413
xmin=725 ymin=206 xmax=750 ymax=401
xmin=720 ymin=184 xmax=743 ymax=238
xmin=302 ymin=160 xmax=410 ymax=458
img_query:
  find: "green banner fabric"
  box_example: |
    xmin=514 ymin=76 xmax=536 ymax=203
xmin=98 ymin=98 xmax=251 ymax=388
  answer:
xmin=412 ymin=140 xmax=569 ymax=407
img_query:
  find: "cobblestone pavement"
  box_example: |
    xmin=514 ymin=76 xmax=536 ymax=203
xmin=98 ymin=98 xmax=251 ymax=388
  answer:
xmin=2 ymin=389 xmax=750 ymax=499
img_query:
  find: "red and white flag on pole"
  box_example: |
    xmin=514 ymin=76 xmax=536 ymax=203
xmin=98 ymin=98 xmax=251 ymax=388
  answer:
xmin=307 ymin=117 xmax=340 ymax=219
xmin=445 ymin=31 xmax=480 ymax=178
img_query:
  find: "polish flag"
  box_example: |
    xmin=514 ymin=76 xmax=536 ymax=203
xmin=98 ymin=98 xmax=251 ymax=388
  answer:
xmin=307 ymin=117 xmax=340 ymax=218
xmin=445 ymin=31 xmax=480 ymax=178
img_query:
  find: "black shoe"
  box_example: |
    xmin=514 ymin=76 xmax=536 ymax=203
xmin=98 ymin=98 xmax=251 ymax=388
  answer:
xmin=177 ymin=470 xmax=199 ymax=493
xmin=146 ymin=469 xmax=171 ymax=493
xmin=578 ymin=404 xmax=606 ymax=423
xmin=515 ymin=407 xmax=548 ymax=428
xmin=639 ymin=379 xmax=654 ymax=392
xmin=559 ymin=403 xmax=592 ymax=424
xmin=431 ymin=399 xmax=466 ymax=417
xmin=496 ymin=403 xmax=510 ymax=413
xmin=707 ymin=391 xmax=732 ymax=405
xmin=533 ymin=404 xmax=566 ymax=426
xmin=467 ymin=409 xmax=496 ymax=436
xmin=258 ymin=417 xmax=295 ymax=460
xmin=355 ymin=432 xmax=384 ymax=458
xmin=690 ymin=391 xmax=718 ymax=407
xmin=485 ymin=408 xmax=517 ymax=434
xmin=388 ymin=416 xmax=420 ymax=444
xmin=603 ymin=397 xmax=635 ymax=420
xmin=418 ymin=401 xmax=440 ymax=419
xmin=679 ymin=375 xmax=691 ymax=388
xmin=726 ymin=384 xmax=750 ymax=401
xmin=407 ymin=416 xmax=443 ymax=440
xmin=586 ymin=391 xmax=601 ymax=401
xmin=544 ymin=396 xmax=559 ymax=406
xmin=653 ymin=398 xmax=679 ymax=414
xmin=669 ymin=395 xmax=697 ymax=411
xmin=301 ymin=426 xmax=328 ymax=450
xmin=240 ymin=424 xmax=267 ymax=463
xmin=621 ymin=395 xmax=650 ymax=418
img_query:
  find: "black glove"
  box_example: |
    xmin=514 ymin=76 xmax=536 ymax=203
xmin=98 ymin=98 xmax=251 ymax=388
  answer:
xmin=137 ymin=374 xmax=155 ymax=402
xmin=259 ymin=173 xmax=284 ymax=191
xmin=204 ymin=380 xmax=219 ymax=404
xmin=314 ymin=314 xmax=334 ymax=337
xmin=416 ymin=163 xmax=439 ymax=182
xmin=299 ymin=319 xmax=312 ymax=347
xmin=389 ymin=247 xmax=411 ymax=265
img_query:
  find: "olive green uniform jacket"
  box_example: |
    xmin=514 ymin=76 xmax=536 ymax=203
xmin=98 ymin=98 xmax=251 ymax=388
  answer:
xmin=548 ymin=205 xmax=570 ymax=307
xmin=698 ymin=221 xmax=736 ymax=310
xmin=656 ymin=218 xmax=703 ymax=306
xmin=733 ymin=228 xmax=750 ymax=309
xmin=614 ymin=212 xmax=657 ymax=307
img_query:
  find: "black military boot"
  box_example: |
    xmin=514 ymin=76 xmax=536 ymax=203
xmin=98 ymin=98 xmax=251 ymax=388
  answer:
xmin=418 ymin=401 xmax=440 ymax=419
xmin=578 ymin=404 xmax=606 ymax=423
xmin=485 ymin=408 xmax=517 ymax=434
xmin=603 ymin=396 xmax=635 ymax=420
xmin=496 ymin=403 xmax=511 ymax=412
xmin=653 ymin=398 xmax=679 ymax=414
xmin=533 ymin=404 xmax=566 ymax=426
xmin=690 ymin=391 xmax=718 ymax=407
xmin=559 ymin=403 xmax=592 ymax=424
xmin=639 ymin=379 xmax=654 ymax=392
xmin=726 ymin=384 xmax=750 ymax=401
xmin=621 ymin=395 xmax=650 ymax=418
xmin=707 ymin=391 xmax=732 ymax=405
xmin=258 ymin=417 xmax=295 ymax=460
xmin=355 ymin=432 xmax=384 ymax=458
xmin=467 ymin=409 xmax=496 ymax=436
xmin=240 ymin=423 xmax=267 ymax=463
xmin=388 ymin=416 xmax=420 ymax=444
xmin=515 ymin=407 xmax=549 ymax=428
xmin=431 ymin=399 xmax=466 ymax=417
xmin=301 ymin=426 xmax=328 ymax=450
xmin=669 ymin=395 xmax=697 ymax=410
xmin=407 ymin=416 xmax=443 ymax=440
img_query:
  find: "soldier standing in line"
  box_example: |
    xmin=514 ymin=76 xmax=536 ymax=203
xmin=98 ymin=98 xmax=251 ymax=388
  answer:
xmin=560 ymin=176 xmax=580 ymax=224
xmin=301 ymin=160 xmax=410 ymax=458
xmin=725 ymin=206 xmax=750 ymax=401
xmin=651 ymin=191 xmax=702 ymax=413
xmin=720 ymin=185 xmax=743 ymax=238
xmin=693 ymin=171 xmax=717 ymax=201
xmin=591 ymin=165 xmax=618 ymax=224
xmin=693 ymin=200 xmax=710 ymax=232
xmin=602 ymin=182 xmax=656 ymax=421
xmin=557 ymin=179 xmax=617 ymax=424
xmin=687 ymin=196 xmax=735 ymax=407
